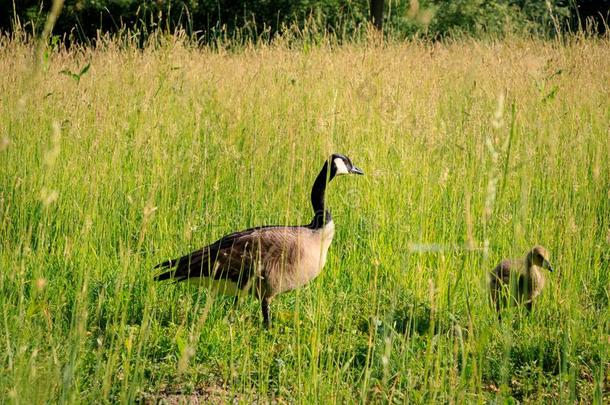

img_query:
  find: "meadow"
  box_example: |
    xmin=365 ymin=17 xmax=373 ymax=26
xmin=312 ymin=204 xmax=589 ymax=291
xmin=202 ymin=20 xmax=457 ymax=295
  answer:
xmin=1 ymin=34 xmax=609 ymax=403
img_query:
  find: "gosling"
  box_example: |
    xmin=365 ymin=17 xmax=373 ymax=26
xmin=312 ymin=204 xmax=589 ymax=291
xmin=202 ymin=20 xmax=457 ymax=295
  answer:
xmin=489 ymin=245 xmax=554 ymax=314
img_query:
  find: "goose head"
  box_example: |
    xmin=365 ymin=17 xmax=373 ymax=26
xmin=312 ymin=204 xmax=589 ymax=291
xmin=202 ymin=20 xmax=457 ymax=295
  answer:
xmin=528 ymin=245 xmax=553 ymax=272
xmin=329 ymin=153 xmax=364 ymax=177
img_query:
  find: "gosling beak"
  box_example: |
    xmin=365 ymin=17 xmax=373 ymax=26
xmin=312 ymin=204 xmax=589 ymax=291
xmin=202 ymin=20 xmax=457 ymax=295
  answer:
xmin=542 ymin=259 xmax=553 ymax=272
xmin=350 ymin=165 xmax=364 ymax=175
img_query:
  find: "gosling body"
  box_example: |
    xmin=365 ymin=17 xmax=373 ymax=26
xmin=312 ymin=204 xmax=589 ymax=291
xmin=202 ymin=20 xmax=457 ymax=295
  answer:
xmin=489 ymin=245 xmax=553 ymax=313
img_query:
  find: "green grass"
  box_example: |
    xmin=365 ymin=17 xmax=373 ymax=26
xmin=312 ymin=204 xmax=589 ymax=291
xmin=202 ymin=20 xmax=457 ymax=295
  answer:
xmin=1 ymin=35 xmax=609 ymax=403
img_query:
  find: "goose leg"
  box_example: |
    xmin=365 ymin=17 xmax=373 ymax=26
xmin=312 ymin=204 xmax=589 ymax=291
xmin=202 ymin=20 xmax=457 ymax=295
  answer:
xmin=262 ymin=297 xmax=271 ymax=329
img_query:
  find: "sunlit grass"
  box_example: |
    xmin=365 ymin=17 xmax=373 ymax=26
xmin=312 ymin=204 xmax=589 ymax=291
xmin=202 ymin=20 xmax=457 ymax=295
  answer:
xmin=0 ymin=35 xmax=609 ymax=403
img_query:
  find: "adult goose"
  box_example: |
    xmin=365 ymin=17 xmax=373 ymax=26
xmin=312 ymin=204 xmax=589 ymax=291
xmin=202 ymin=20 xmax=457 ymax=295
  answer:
xmin=489 ymin=245 xmax=554 ymax=314
xmin=154 ymin=153 xmax=363 ymax=328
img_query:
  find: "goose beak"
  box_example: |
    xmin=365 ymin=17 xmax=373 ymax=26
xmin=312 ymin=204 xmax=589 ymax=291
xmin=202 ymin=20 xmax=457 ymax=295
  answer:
xmin=350 ymin=165 xmax=364 ymax=175
xmin=542 ymin=259 xmax=553 ymax=272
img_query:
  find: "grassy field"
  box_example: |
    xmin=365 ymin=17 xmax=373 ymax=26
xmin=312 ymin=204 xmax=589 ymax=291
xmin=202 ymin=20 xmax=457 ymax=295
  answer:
xmin=1 ymin=34 xmax=609 ymax=403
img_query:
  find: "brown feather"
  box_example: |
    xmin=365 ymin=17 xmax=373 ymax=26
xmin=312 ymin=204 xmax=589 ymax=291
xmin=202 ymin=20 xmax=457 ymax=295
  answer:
xmin=155 ymin=222 xmax=335 ymax=299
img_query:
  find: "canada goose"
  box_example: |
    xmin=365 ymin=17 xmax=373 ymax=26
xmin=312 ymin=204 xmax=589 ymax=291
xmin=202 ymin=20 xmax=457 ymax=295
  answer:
xmin=154 ymin=154 xmax=363 ymax=328
xmin=489 ymin=245 xmax=554 ymax=314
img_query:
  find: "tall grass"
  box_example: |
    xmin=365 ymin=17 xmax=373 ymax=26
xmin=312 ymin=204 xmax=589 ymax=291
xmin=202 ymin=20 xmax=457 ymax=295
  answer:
xmin=0 ymin=33 xmax=609 ymax=403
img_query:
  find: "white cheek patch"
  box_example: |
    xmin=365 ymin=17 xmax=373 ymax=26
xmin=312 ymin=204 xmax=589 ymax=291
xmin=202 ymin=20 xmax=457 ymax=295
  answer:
xmin=333 ymin=158 xmax=349 ymax=175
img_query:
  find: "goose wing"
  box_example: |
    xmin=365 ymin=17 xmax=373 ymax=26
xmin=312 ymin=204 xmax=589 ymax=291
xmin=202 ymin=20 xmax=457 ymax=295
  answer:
xmin=490 ymin=260 xmax=512 ymax=285
xmin=154 ymin=226 xmax=300 ymax=288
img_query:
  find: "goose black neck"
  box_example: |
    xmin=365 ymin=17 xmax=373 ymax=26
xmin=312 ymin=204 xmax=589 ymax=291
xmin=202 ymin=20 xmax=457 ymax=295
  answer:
xmin=309 ymin=210 xmax=332 ymax=229
xmin=309 ymin=161 xmax=335 ymax=229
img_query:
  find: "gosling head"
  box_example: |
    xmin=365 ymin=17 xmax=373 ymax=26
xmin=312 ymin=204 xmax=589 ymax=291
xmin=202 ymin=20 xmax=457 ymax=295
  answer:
xmin=528 ymin=245 xmax=553 ymax=272
xmin=329 ymin=153 xmax=364 ymax=177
